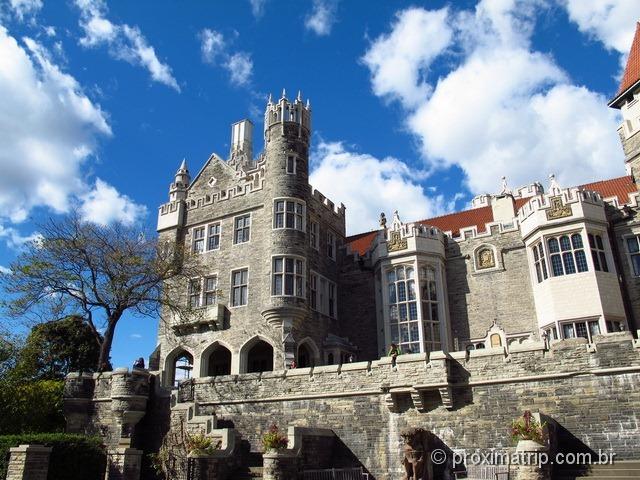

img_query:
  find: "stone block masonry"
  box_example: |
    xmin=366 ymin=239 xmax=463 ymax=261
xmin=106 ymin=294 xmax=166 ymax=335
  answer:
xmin=65 ymin=334 xmax=640 ymax=480
xmin=6 ymin=445 xmax=52 ymax=480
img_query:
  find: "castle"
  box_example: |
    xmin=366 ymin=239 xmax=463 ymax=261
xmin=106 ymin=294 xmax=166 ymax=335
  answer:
xmin=61 ymin=23 xmax=640 ymax=480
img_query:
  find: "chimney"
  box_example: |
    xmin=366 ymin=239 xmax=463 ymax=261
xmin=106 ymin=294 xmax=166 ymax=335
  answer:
xmin=230 ymin=119 xmax=253 ymax=163
xmin=491 ymin=194 xmax=516 ymax=225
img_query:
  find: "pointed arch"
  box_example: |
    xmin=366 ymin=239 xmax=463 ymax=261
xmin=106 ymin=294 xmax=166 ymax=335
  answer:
xmin=163 ymin=346 xmax=195 ymax=388
xmin=239 ymin=335 xmax=275 ymax=373
xmin=296 ymin=337 xmax=320 ymax=368
xmin=200 ymin=340 xmax=234 ymax=377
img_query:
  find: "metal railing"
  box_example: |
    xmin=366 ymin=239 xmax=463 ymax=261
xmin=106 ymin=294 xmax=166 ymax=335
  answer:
xmin=303 ymin=467 xmax=368 ymax=480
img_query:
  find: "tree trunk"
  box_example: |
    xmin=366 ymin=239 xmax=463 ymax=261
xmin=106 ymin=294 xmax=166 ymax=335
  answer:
xmin=97 ymin=317 xmax=119 ymax=371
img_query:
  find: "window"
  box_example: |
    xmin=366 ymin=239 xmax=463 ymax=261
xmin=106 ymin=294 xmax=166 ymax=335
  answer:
xmin=234 ymin=215 xmax=251 ymax=244
xmin=231 ymin=269 xmax=248 ymax=306
xmin=561 ymin=320 xmax=600 ymax=342
xmin=626 ymin=236 xmax=640 ymax=276
xmin=192 ymin=227 xmax=205 ymax=253
xmin=188 ymin=279 xmax=201 ymax=308
xmin=588 ymin=233 xmax=608 ymax=272
xmin=532 ymin=242 xmax=548 ymax=283
xmin=203 ymin=276 xmax=218 ymax=306
xmin=310 ymin=271 xmax=336 ymax=318
xmin=309 ymin=273 xmax=317 ymax=309
xmin=309 ymin=221 xmax=319 ymax=250
xmin=606 ymin=320 xmax=623 ymax=332
xmin=420 ymin=267 xmax=441 ymax=353
xmin=272 ymin=257 xmax=305 ymax=297
xmin=208 ymin=223 xmax=221 ymax=251
xmin=547 ymin=233 xmax=588 ymax=277
xmin=274 ymin=199 xmax=304 ymax=230
xmin=388 ymin=265 xmax=420 ymax=354
xmin=543 ymin=326 xmax=558 ymax=342
xmin=286 ymin=155 xmax=296 ymax=174
xmin=327 ymin=231 xmax=336 ymax=260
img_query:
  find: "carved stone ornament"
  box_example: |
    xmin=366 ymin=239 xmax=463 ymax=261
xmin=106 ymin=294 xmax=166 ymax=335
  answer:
xmin=387 ymin=231 xmax=408 ymax=252
xmin=546 ymin=196 xmax=572 ymax=220
xmin=477 ymin=248 xmax=496 ymax=269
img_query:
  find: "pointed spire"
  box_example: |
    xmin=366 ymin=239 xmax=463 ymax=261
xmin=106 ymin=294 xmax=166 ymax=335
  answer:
xmin=618 ymin=22 xmax=640 ymax=96
xmin=281 ymin=88 xmax=286 ymax=99
xmin=306 ymin=98 xmax=311 ymax=109
xmin=267 ymin=93 xmax=273 ymax=104
xmin=177 ymin=158 xmax=188 ymax=173
xmin=297 ymin=90 xmax=302 ymax=102
xmin=611 ymin=22 xmax=640 ymax=107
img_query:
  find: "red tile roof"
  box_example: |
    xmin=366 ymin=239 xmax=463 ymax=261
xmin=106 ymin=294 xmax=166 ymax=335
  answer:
xmin=612 ymin=22 xmax=640 ymax=103
xmin=344 ymin=176 xmax=638 ymax=256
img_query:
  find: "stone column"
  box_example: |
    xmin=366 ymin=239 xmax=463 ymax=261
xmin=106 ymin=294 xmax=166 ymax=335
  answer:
xmin=187 ymin=455 xmax=225 ymax=480
xmin=515 ymin=440 xmax=550 ymax=480
xmin=104 ymin=447 xmax=143 ymax=480
xmin=6 ymin=444 xmax=52 ymax=480
xmin=263 ymin=450 xmax=298 ymax=480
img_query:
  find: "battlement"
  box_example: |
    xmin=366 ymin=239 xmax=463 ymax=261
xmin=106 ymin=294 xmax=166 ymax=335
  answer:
xmin=264 ymin=90 xmax=311 ymax=136
xmin=309 ymin=186 xmax=346 ymax=218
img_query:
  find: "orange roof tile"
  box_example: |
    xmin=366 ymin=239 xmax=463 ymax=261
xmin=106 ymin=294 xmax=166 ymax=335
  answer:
xmin=612 ymin=22 xmax=640 ymax=104
xmin=580 ymin=175 xmax=637 ymax=203
xmin=344 ymin=176 xmax=638 ymax=256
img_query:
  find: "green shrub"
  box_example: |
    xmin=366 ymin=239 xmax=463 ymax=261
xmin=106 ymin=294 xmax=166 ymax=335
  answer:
xmin=0 ymin=380 xmax=65 ymax=434
xmin=0 ymin=433 xmax=105 ymax=480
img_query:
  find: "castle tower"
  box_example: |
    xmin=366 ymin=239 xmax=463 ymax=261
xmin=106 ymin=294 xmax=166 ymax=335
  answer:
xmin=609 ymin=22 xmax=640 ymax=183
xmin=169 ymin=159 xmax=190 ymax=202
xmin=261 ymin=90 xmax=313 ymax=367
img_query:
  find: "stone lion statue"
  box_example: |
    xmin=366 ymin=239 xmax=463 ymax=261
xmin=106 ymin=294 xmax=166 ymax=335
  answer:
xmin=400 ymin=427 xmax=434 ymax=480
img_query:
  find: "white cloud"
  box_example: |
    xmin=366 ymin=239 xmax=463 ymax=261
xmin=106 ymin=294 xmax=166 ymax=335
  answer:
xmin=0 ymin=26 xmax=146 ymax=244
xmin=74 ymin=0 xmax=180 ymax=91
xmin=249 ymin=0 xmax=267 ymax=18
xmin=362 ymin=7 xmax=453 ymax=108
xmin=225 ymin=52 xmax=253 ymax=86
xmin=363 ymin=0 xmax=625 ymax=195
xmin=563 ymin=0 xmax=640 ymax=54
xmin=0 ymin=266 xmax=11 ymax=274
xmin=305 ymin=0 xmax=338 ymax=36
xmin=79 ymin=179 xmax=147 ymax=226
xmin=8 ymin=0 xmax=42 ymax=21
xmin=130 ymin=333 xmax=142 ymax=339
xmin=198 ymin=29 xmax=253 ymax=87
xmin=309 ymin=142 xmax=450 ymax=234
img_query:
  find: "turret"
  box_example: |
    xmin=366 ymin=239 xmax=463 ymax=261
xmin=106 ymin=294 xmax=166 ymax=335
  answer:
xmin=609 ymin=22 xmax=640 ymax=184
xmin=169 ymin=159 xmax=189 ymax=202
xmin=264 ymin=89 xmax=312 ymax=143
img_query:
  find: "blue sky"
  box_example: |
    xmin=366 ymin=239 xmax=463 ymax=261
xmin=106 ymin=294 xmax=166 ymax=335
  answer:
xmin=0 ymin=0 xmax=639 ymax=368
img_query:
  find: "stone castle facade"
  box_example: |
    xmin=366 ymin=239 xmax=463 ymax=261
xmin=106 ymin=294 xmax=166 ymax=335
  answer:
xmin=62 ymin=23 xmax=640 ymax=480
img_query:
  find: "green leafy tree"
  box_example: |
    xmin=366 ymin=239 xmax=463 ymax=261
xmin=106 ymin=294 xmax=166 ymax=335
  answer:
xmin=15 ymin=316 xmax=101 ymax=380
xmin=1 ymin=213 xmax=202 ymax=371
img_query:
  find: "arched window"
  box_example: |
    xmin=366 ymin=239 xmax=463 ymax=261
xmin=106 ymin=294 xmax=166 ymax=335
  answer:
xmin=420 ymin=267 xmax=441 ymax=353
xmin=298 ymin=343 xmax=311 ymax=368
xmin=206 ymin=345 xmax=232 ymax=376
xmin=327 ymin=353 xmax=334 ymax=365
xmin=246 ymin=340 xmax=274 ymax=373
xmin=173 ymin=352 xmax=193 ymax=387
xmin=387 ymin=265 xmax=420 ymax=353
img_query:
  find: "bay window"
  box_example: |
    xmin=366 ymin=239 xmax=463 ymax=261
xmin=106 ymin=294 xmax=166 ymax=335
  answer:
xmin=272 ymin=256 xmax=305 ymax=297
xmin=274 ymin=199 xmax=305 ymax=231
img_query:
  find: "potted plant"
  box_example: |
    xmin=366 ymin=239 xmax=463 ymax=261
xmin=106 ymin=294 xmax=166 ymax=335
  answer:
xmin=510 ymin=411 xmax=546 ymax=451
xmin=185 ymin=432 xmax=218 ymax=457
xmin=262 ymin=424 xmax=289 ymax=453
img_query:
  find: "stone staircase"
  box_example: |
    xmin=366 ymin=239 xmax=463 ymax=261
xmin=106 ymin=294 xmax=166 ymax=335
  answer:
xmin=233 ymin=449 xmax=264 ymax=479
xmin=553 ymin=460 xmax=640 ymax=479
xmin=171 ymin=399 xmax=217 ymax=435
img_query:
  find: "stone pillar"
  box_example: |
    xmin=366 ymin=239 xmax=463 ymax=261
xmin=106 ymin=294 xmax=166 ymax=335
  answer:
xmin=187 ymin=455 xmax=224 ymax=480
xmin=263 ymin=450 xmax=298 ymax=480
xmin=515 ymin=441 xmax=550 ymax=480
xmin=6 ymin=444 xmax=52 ymax=480
xmin=104 ymin=447 xmax=143 ymax=480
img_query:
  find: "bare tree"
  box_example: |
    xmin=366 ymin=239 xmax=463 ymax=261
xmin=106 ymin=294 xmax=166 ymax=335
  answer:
xmin=1 ymin=213 xmax=202 ymax=371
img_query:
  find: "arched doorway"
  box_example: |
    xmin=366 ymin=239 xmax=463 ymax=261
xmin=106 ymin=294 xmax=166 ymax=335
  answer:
xmin=206 ymin=345 xmax=232 ymax=376
xmin=246 ymin=340 xmax=274 ymax=373
xmin=298 ymin=343 xmax=311 ymax=368
xmin=172 ymin=351 xmax=193 ymax=387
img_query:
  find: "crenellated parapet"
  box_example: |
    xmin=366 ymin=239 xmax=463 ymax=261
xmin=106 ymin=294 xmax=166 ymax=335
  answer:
xmin=64 ymin=368 xmax=153 ymax=447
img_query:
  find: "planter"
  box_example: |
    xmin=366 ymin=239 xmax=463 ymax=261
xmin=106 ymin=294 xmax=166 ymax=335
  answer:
xmin=515 ymin=439 xmax=545 ymax=452
xmin=263 ymin=450 xmax=298 ymax=480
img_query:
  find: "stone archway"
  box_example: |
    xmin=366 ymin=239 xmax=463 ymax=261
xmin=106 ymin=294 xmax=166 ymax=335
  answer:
xmin=202 ymin=343 xmax=232 ymax=376
xmin=240 ymin=336 xmax=275 ymax=373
